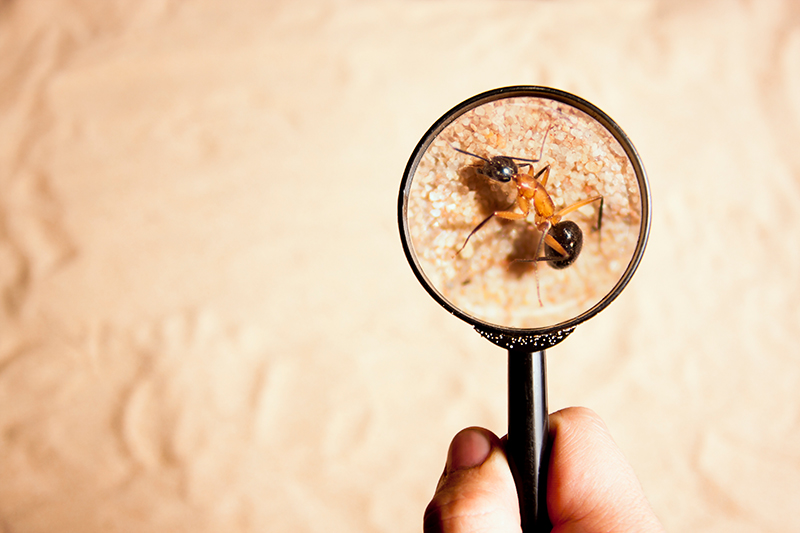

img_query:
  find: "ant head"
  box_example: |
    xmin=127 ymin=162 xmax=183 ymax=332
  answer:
xmin=482 ymin=156 xmax=518 ymax=183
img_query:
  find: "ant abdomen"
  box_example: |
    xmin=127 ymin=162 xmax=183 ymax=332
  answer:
xmin=544 ymin=221 xmax=583 ymax=269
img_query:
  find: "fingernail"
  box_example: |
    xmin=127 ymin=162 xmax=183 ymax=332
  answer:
xmin=446 ymin=428 xmax=492 ymax=473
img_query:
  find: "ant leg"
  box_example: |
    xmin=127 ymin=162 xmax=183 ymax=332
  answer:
xmin=544 ymin=232 xmax=569 ymax=257
xmin=595 ymin=196 xmax=604 ymax=232
xmin=556 ymin=195 xmax=602 ymax=231
xmin=508 ymin=220 xmax=552 ymax=306
xmin=553 ymin=195 xmax=603 ymax=222
xmin=455 ymin=203 xmax=528 ymax=255
xmin=592 ymin=196 xmax=604 ymax=251
xmin=534 ymin=165 xmax=550 ymax=186
xmin=508 ymin=221 xmax=559 ymax=260
xmin=513 ymin=230 xmax=570 ymax=260
xmin=530 ymin=220 xmax=552 ymax=306
xmin=522 ymin=164 xmax=550 ymax=186
xmin=495 ymin=193 xmax=530 ymax=221
xmin=455 ymin=212 xmax=495 ymax=255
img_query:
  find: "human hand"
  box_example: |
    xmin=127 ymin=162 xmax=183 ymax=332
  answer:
xmin=424 ymin=407 xmax=665 ymax=533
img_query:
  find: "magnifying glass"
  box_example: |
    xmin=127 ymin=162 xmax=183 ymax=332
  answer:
xmin=398 ymin=86 xmax=650 ymax=532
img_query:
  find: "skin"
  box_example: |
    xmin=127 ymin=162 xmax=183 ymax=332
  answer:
xmin=424 ymin=407 xmax=666 ymax=533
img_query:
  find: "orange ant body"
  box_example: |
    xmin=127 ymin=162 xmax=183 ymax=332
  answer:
xmin=452 ymin=131 xmax=604 ymax=305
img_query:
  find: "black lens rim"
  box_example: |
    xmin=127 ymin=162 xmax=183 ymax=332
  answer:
xmin=398 ymin=86 xmax=651 ymax=348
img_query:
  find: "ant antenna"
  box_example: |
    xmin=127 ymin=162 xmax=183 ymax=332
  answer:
xmin=450 ymin=144 xmax=490 ymax=162
xmin=528 ymin=124 xmax=552 ymax=163
xmin=449 ymin=125 xmax=552 ymax=165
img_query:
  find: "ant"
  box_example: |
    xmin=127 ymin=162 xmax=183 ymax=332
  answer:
xmin=451 ymin=128 xmax=603 ymax=305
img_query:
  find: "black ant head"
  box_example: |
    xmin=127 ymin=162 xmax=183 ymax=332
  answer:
xmin=451 ymin=145 xmax=522 ymax=183
xmin=544 ymin=221 xmax=583 ymax=269
xmin=482 ymin=156 xmax=518 ymax=183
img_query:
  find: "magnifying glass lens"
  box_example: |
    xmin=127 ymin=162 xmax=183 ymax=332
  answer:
xmin=401 ymin=88 xmax=648 ymax=333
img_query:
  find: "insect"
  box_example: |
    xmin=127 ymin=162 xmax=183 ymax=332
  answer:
xmin=452 ymin=129 xmax=603 ymax=305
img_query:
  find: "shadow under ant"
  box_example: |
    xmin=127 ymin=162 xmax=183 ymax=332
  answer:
xmin=506 ymin=224 xmax=541 ymax=278
xmin=456 ymin=161 xmax=518 ymax=226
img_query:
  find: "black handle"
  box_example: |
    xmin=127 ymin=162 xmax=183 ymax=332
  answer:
xmin=507 ymin=349 xmax=552 ymax=532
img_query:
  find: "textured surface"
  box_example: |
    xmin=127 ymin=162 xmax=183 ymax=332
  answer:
xmin=1 ymin=1 xmax=800 ymax=532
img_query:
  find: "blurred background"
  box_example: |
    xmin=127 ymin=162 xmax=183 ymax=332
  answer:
xmin=1 ymin=1 xmax=799 ymax=531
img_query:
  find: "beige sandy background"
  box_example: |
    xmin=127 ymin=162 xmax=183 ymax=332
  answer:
xmin=1 ymin=1 xmax=800 ymax=532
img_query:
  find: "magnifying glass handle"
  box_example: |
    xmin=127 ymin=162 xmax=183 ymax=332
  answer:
xmin=507 ymin=349 xmax=552 ymax=532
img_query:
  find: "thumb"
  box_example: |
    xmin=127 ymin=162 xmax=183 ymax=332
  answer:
xmin=547 ymin=407 xmax=665 ymax=533
xmin=424 ymin=427 xmax=521 ymax=533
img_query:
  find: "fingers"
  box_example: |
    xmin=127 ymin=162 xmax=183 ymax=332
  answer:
xmin=424 ymin=427 xmax=521 ymax=533
xmin=425 ymin=410 xmax=665 ymax=533
xmin=547 ymin=407 xmax=665 ymax=533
